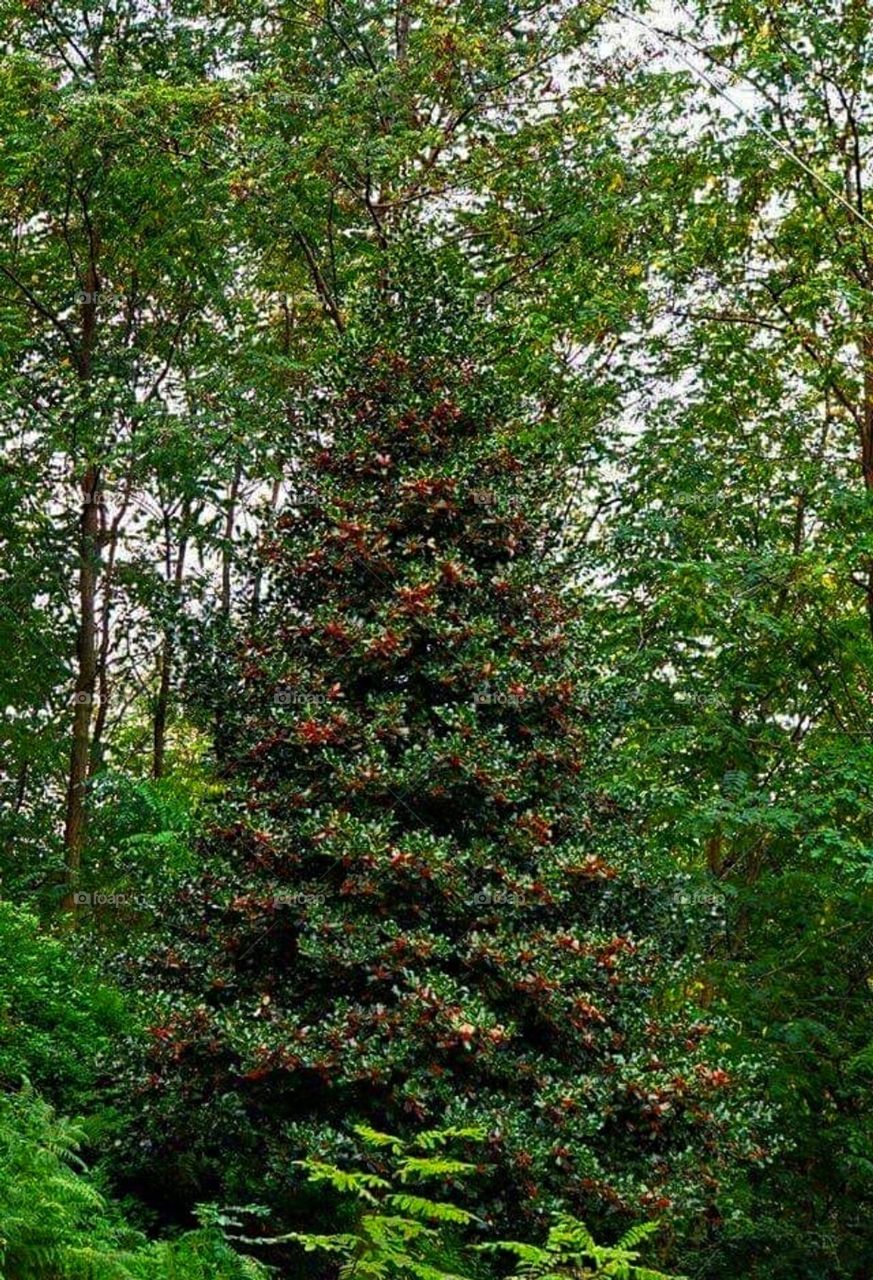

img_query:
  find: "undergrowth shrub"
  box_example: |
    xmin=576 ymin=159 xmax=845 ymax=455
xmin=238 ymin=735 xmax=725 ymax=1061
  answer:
xmin=232 ymin=1125 xmax=680 ymax=1280
xmin=0 ymin=902 xmax=127 ymax=1109
xmin=0 ymin=1086 xmax=266 ymax=1280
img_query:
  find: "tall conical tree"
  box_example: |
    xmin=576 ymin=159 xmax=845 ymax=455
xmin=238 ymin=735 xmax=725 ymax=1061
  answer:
xmin=131 ymin=289 xmax=758 ymax=1236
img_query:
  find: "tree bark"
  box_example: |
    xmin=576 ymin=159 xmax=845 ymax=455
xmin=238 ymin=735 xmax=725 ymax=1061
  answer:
xmin=395 ymin=1 xmax=410 ymax=61
xmin=221 ymin=460 xmax=243 ymax=616
xmin=62 ymin=251 xmax=100 ymax=911
xmin=14 ymin=760 xmax=28 ymax=814
xmin=250 ymin=475 xmax=282 ymax=623
xmin=152 ymin=632 xmax=173 ymax=780
xmin=90 ymin=474 xmax=134 ymax=770
xmin=153 ymin=502 xmax=193 ymax=779
xmin=62 ymin=464 xmax=101 ymax=906
xmin=861 ymin=333 xmax=873 ymax=639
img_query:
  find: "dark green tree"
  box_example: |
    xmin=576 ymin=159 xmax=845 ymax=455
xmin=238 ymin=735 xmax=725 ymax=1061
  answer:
xmin=126 ymin=288 xmax=762 ymax=1249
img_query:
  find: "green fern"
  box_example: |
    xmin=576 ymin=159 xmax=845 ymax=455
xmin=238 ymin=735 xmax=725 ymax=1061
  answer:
xmin=482 ymin=1211 xmax=683 ymax=1280
xmin=0 ymin=1086 xmax=268 ymax=1280
xmin=354 ymin=1124 xmax=406 ymax=1151
xmin=410 ymin=1128 xmax=488 ymax=1152
xmin=241 ymin=1127 xmax=484 ymax=1280
xmin=293 ymin=1159 xmax=390 ymax=1203
xmin=386 ymin=1194 xmax=477 ymax=1225
xmin=230 ymin=1129 xmax=681 ymax=1280
xmin=396 ymin=1157 xmax=478 ymax=1183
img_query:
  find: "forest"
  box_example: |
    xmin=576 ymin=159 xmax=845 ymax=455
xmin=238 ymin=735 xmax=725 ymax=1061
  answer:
xmin=0 ymin=1 xmax=871 ymax=1277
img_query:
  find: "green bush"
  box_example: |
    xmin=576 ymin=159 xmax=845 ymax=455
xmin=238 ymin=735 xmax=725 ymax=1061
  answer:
xmin=0 ymin=902 xmax=128 ymax=1109
xmin=0 ymin=1086 xmax=266 ymax=1280
xmin=239 ymin=1125 xmax=680 ymax=1280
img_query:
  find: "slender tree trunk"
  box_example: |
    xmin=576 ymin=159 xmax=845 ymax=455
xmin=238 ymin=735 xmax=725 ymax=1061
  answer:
xmin=705 ymin=833 xmax=723 ymax=878
xmin=221 ymin=460 xmax=243 ymax=616
xmin=250 ymin=475 xmax=282 ymax=623
xmin=62 ymin=253 xmax=99 ymax=911
xmin=152 ymin=634 xmax=173 ymax=780
xmin=90 ymin=475 xmax=133 ymax=770
xmin=14 ymin=760 xmax=28 ymax=814
xmin=63 ymin=464 xmax=100 ymax=905
xmin=395 ymin=1 xmax=410 ymax=61
xmin=153 ymin=505 xmax=192 ymax=779
xmin=213 ymin=469 xmax=242 ymax=770
xmin=861 ymin=333 xmax=873 ymax=639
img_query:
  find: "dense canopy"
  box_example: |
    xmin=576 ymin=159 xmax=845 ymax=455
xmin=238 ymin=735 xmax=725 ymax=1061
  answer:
xmin=0 ymin=4 xmax=870 ymax=1280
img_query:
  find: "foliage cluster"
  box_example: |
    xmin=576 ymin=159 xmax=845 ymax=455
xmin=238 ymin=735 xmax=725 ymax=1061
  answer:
xmin=118 ymin=307 xmax=766 ymax=1248
xmin=0 ymin=0 xmax=870 ymax=1278
xmin=0 ymin=1087 xmax=266 ymax=1280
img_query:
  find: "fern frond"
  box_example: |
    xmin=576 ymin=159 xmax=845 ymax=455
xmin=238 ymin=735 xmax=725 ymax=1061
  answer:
xmin=478 ymin=1240 xmax=552 ymax=1265
xmin=386 ymin=1194 xmax=476 ymax=1224
xmin=401 ymin=1261 xmax=474 ymax=1280
xmin=625 ymin=1268 xmax=685 ymax=1280
xmin=293 ymin=1159 xmax=388 ymax=1202
xmin=616 ymin=1222 xmax=660 ymax=1251
xmin=353 ymin=1124 xmax=405 ymax=1151
xmin=396 ymin=1157 xmax=476 ymax=1183
xmin=410 ymin=1127 xmax=486 ymax=1152
xmin=360 ymin=1212 xmax=435 ymax=1243
xmin=546 ymin=1213 xmax=597 ymax=1254
xmin=279 ymin=1231 xmax=360 ymax=1253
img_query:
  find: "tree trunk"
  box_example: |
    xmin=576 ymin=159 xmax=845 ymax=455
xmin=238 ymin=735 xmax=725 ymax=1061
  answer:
xmin=14 ymin=760 xmax=28 ymax=814
xmin=250 ymin=475 xmax=282 ymax=623
xmin=395 ymin=1 xmax=410 ymax=61
xmin=152 ymin=632 xmax=173 ymax=780
xmin=62 ymin=464 xmax=100 ymax=907
xmin=861 ymin=333 xmax=873 ymax=639
xmin=153 ymin=506 xmax=192 ymax=778
xmin=90 ymin=474 xmax=133 ymax=771
xmin=221 ymin=460 xmax=243 ymax=615
xmin=62 ymin=253 xmax=99 ymax=912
